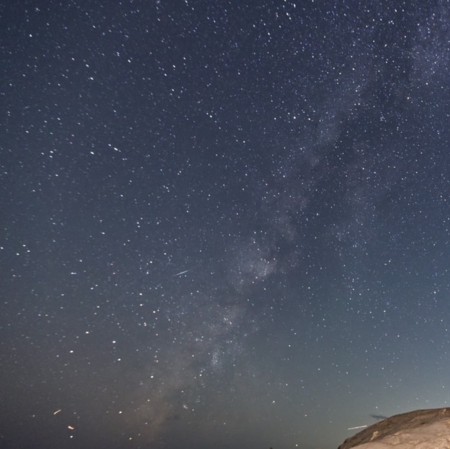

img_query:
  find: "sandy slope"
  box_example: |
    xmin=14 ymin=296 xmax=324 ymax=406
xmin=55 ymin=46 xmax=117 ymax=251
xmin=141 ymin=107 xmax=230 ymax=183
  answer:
xmin=338 ymin=408 xmax=450 ymax=449
xmin=353 ymin=418 xmax=450 ymax=448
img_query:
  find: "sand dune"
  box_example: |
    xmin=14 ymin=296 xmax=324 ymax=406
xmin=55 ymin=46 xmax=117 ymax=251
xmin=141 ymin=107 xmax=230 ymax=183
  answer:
xmin=339 ymin=408 xmax=450 ymax=449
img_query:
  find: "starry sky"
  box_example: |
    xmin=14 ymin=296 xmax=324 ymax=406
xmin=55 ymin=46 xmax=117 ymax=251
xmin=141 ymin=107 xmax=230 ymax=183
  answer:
xmin=1 ymin=1 xmax=450 ymax=449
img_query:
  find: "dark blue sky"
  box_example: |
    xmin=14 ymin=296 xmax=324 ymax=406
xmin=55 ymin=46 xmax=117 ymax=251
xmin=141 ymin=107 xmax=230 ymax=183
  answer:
xmin=1 ymin=1 xmax=450 ymax=448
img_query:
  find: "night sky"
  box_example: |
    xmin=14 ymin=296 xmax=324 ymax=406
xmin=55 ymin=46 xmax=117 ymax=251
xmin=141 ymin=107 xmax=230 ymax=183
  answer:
xmin=1 ymin=1 xmax=450 ymax=449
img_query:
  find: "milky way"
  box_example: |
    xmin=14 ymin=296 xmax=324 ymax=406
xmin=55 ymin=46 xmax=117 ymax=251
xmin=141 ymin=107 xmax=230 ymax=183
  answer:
xmin=1 ymin=1 xmax=450 ymax=449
